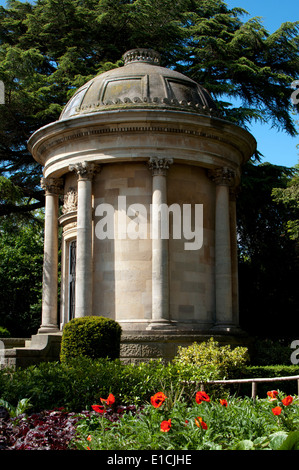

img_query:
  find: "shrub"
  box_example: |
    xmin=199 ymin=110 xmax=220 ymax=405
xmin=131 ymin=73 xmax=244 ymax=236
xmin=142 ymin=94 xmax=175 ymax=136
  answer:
xmin=248 ymin=338 xmax=293 ymax=365
xmin=237 ymin=365 xmax=299 ymax=397
xmin=173 ymin=337 xmax=249 ymax=380
xmin=0 ymin=326 xmax=10 ymax=338
xmin=60 ymin=316 xmax=122 ymax=363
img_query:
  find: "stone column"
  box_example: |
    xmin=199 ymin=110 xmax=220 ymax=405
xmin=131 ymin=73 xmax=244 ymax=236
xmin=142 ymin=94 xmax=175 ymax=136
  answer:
xmin=146 ymin=157 xmax=173 ymax=330
xmin=69 ymin=162 xmax=99 ymax=318
xmin=209 ymin=167 xmax=236 ymax=331
xmin=39 ymin=177 xmax=63 ymax=333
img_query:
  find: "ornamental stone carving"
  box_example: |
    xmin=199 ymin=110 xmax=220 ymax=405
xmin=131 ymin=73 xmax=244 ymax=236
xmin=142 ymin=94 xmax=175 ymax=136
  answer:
xmin=62 ymin=188 xmax=78 ymax=214
xmin=208 ymin=167 xmax=236 ymax=187
xmin=69 ymin=161 xmax=101 ymax=180
xmin=40 ymin=177 xmax=64 ymax=195
xmin=123 ymin=49 xmax=161 ymax=65
xmin=148 ymin=157 xmax=174 ymax=176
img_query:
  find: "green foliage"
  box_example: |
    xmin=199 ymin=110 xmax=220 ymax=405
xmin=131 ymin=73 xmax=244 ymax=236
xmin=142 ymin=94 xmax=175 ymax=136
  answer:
xmin=173 ymin=338 xmax=249 ymax=380
xmin=0 ymin=356 xmax=231 ymax=412
xmin=0 ymin=326 xmax=10 ymax=338
xmin=272 ymin=162 xmax=299 ymax=240
xmin=279 ymin=431 xmax=299 ymax=450
xmin=0 ymin=219 xmax=44 ymax=336
xmin=248 ymin=338 xmax=294 ymax=366
xmin=60 ymin=316 xmax=122 ymax=363
xmin=73 ymin=392 xmax=299 ymax=450
xmin=0 ymin=0 xmax=298 ymax=217
xmin=0 ymin=397 xmax=32 ymax=418
xmin=238 ymin=365 xmax=299 ymax=397
xmin=0 ymin=356 xmax=298 ymax=416
xmin=237 ymin=161 xmax=299 ymax=338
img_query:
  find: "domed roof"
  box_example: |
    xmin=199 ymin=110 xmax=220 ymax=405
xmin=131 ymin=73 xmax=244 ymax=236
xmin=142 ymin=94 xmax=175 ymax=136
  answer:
xmin=59 ymin=49 xmax=219 ymax=120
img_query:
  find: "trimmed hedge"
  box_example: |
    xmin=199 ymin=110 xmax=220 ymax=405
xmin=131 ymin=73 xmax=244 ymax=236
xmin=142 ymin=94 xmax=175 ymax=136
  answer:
xmin=235 ymin=365 xmax=299 ymax=397
xmin=60 ymin=316 xmax=122 ymax=363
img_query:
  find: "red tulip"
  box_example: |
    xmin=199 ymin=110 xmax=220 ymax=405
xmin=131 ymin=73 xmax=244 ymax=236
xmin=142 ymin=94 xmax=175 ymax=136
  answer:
xmin=160 ymin=419 xmax=171 ymax=432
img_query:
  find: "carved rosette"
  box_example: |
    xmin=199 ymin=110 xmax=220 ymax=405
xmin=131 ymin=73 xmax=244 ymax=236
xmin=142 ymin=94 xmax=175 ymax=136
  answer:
xmin=69 ymin=161 xmax=101 ymax=180
xmin=40 ymin=177 xmax=64 ymax=195
xmin=208 ymin=167 xmax=236 ymax=187
xmin=62 ymin=188 xmax=78 ymax=214
xmin=148 ymin=157 xmax=174 ymax=176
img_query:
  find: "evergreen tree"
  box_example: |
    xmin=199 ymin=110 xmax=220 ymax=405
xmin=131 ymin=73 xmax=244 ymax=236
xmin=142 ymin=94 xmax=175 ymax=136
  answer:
xmin=237 ymin=161 xmax=299 ymax=338
xmin=0 ymin=0 xmax=298 ymax=216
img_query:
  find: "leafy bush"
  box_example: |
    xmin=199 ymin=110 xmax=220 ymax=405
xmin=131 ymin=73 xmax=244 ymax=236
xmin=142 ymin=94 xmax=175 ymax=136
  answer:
xmin=0 ymin=357 xmax=297 ymax=415
xmin=0 ymin=222 xmax=43 ymax=337
xmin=0 ymin=326 xmax=10 ymax=338
xmin=0 ymin=407 xmax=84 ymax=450
xmin=60 ymin=316 xmax=122 ymax=363
xmin=0 ymin=357 xmax=210 ymax=412
xmin=248 ymin=338 xmax=293 ymax=365
xmin=237 ymin=365 xmax=299 ymax=397
xmin=173 ymin=337 xmax=249 ymax=380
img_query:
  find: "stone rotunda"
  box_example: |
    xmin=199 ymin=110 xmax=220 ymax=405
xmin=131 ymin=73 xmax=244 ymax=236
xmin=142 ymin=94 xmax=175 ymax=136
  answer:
xmin=27 ymin=48 xmax=256 ymax=362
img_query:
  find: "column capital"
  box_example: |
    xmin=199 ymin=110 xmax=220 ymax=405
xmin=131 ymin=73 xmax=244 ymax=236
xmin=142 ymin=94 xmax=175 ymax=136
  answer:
xmin=69 ymin=161 xmax=101 ymax=180
xmin=148 ymin=157 xmax=173 ymax=176
xmin=40 ymin=177 xmax=64 ymax=195
xmin=208 ymin=167 xmax=236 ymax=187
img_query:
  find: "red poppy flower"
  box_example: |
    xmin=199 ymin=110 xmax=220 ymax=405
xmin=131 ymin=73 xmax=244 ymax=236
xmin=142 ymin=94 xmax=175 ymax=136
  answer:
xmin=100 ymin=393 xmax=115 ymax=406
xmin=272 ymin=406 xmax=282 ymax=416
xmin=220 ymin=399 xmax=228 ymax=407
xmin=91 ymin=404 xmax=105 ymax=414
xmin=282 ymin=395 xmax=293 ymax=406
xmin=151 ymin=392 xmax=167 ymax=408
xmin=195 ymin=416 xmax=208 ymax=430
xmin=267 ymin=390 xmax=278 ymax=400
xmin=195 ymin=391 xmax=210 ymax=404
xmin=160 ymin=419 xmax=171 ymax=432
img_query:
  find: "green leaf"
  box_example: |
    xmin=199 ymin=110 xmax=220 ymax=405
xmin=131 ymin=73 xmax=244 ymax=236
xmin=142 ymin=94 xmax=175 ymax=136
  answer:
xmin=233 ymin=439 xmax=254 ymax=450
xmin=279 ymin=432 xmax=299 ymax=450
xmin=269 ymin=431 xmax=289 ymax=450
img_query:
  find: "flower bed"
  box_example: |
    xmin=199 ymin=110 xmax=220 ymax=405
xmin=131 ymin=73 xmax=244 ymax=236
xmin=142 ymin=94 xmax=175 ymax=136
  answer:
xmin=73 ymin=389 xmax=299 ymax=450
xmin=0 ymin=404 xmax=140 ymax=450
xmin=1 ymin=388 xmax=299 ymax=450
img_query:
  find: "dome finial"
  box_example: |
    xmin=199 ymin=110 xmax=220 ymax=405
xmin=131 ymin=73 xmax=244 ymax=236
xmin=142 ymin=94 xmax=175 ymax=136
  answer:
xmin=123 ymin=49 xmax=161 ymax=66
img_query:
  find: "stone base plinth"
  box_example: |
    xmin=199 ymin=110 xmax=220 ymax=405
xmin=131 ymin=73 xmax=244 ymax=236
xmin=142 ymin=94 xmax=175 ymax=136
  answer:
xmin=120 ymin=329 xmax=250 ymax=363
xmin=1 ymin=329 xmax=251 ymax=369
xmin=1 ymin=333 xmax=62 ymax=369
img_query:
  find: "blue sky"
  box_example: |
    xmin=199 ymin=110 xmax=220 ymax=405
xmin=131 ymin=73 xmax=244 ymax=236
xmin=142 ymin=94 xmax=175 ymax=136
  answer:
xmin=224 ymin=0 xmax=299 ymax=167
xmin=0 ymin=0 xmax=298 ymax=167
